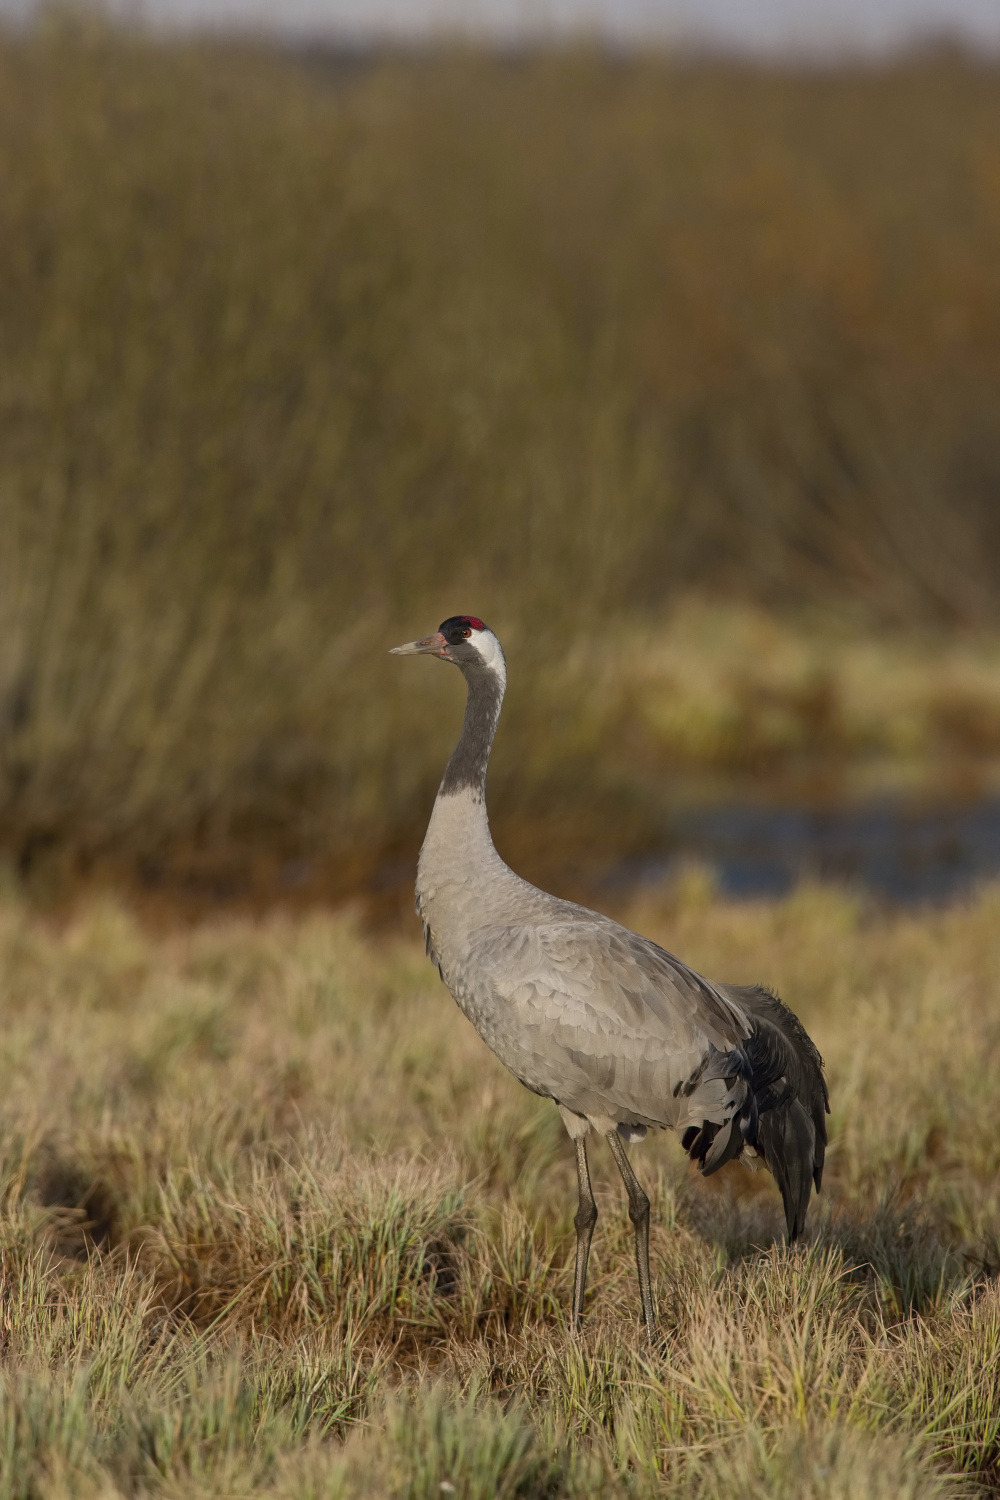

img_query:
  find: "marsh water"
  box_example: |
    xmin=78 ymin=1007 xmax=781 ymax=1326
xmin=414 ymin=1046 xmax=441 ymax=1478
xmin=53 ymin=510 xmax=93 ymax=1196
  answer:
xmin=615 ymin=797 xmax=1000 ymax=903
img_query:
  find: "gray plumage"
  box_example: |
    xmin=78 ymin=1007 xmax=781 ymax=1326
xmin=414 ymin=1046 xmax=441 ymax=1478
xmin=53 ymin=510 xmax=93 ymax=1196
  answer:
xmin=392 ymin=616 xmax=829 ymax=1337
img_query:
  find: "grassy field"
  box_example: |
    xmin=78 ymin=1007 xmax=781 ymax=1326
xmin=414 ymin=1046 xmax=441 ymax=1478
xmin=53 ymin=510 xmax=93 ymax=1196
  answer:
xmin=3 ymin=27 xmax=1000 ymax=898
xmin=3 ymin=18 xmax=1000 ymax=1499
xmin=0 ymin=877 xmax=998 ymax=1495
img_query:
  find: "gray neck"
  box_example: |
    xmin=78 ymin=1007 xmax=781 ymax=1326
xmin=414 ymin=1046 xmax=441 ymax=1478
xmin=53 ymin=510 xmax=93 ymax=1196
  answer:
xmin=417 ymin=660 xmax=516 ymax=952
xmin=439 ymin=665 xmax=504 ymax=798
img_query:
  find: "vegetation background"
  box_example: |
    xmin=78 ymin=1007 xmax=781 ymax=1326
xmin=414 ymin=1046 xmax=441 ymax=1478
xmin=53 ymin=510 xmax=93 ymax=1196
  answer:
xmin=2 ymin=16 xmax=1000 ymax=1499
xmin=4 ymin=20 xmax=1000 ymax=901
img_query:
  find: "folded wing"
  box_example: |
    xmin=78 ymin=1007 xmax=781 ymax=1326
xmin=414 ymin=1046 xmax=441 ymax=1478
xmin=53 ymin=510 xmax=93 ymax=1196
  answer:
xmin=472 ymin=913 xmax=827 ymax=1239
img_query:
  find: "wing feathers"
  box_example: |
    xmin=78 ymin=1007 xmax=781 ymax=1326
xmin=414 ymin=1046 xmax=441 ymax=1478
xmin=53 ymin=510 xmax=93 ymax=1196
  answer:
xmin=461 ymin=913 xmax=827 ymax=1240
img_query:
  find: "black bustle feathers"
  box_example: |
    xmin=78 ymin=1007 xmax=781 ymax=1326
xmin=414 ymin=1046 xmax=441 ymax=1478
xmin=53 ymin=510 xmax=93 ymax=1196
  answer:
xmin=683 ymin=984 xmax=829 ymax=1243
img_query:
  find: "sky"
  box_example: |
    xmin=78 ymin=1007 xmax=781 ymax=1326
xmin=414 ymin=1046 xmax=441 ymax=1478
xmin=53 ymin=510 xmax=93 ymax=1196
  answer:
xmin=3 ymin=0 xmax=1000 ymax=53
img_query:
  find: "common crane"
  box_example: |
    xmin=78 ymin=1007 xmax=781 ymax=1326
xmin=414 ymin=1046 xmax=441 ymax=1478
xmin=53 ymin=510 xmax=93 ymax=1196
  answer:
xmin=392 ymin=616 xmax=828 ymax=1338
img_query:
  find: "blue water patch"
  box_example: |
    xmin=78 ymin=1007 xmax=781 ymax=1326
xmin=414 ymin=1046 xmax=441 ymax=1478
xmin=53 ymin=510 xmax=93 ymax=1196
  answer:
xmin=619 ymin=798 xmax=1000 ymax=902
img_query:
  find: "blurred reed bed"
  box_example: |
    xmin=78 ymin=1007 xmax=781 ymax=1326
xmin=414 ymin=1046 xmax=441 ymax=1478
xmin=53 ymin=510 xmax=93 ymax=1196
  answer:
xmin=3 ymin=23 xmax=1000 ymax=900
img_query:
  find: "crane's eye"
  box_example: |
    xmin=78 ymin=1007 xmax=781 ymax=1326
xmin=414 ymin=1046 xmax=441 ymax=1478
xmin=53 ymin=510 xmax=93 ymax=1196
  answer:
xmin=462 ymin=627 xmax=471 ymax=638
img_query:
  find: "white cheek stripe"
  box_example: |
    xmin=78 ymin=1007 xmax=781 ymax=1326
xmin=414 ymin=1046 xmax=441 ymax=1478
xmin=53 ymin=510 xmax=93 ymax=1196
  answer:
xmin=474 ymin=628 xmax=507 ymax=688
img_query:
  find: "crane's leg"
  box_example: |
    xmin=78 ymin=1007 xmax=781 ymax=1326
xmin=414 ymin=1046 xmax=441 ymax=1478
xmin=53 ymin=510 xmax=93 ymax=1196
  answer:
xmin=572 ymin=1137 xmax=598 ymax=1331
xmin=607 ymin=1130 xmax=656 ymax=1341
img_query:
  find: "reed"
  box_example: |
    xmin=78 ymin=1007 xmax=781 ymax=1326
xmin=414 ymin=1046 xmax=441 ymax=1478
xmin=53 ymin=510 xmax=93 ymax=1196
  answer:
xmin=3 ymin=24 xmax=1000 ymax=896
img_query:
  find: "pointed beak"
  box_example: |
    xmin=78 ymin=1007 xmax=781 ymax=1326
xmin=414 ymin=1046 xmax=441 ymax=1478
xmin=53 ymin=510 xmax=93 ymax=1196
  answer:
xmin=389 ymin=631 xmax=452 ymax=659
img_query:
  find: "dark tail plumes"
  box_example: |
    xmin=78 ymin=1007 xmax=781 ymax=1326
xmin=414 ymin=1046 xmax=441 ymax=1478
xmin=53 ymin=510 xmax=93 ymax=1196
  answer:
xmin=739 ymin=984 xmax=828 ymax=1240
xmin=693 ymin=985 xmax=829 ymax=1241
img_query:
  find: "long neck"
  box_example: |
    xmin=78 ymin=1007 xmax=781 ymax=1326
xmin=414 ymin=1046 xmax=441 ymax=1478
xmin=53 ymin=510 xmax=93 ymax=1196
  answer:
xmin=438 ymin=665 xmax=504 ymax=801
xmin=417 ymin=663 xmax=513 ymax=943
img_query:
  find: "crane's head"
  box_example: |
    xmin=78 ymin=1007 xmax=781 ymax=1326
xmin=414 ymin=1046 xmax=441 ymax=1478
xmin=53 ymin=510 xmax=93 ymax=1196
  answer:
xmin=390 ymin=615 xmax=506 ymax=683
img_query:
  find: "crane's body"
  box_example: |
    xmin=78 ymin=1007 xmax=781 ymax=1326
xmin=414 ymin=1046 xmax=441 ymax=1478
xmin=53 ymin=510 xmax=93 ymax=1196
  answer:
xmin=419 ymin=783 xmax=756 ymax=1143
xmin=393 ymin=616 xmax=828 ymax=1337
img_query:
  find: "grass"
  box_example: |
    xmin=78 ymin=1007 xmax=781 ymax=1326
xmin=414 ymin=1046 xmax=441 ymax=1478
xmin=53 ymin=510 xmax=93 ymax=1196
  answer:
xmin=0 ymin=877 xmax=999 ymax=1494
xmin=3 ymin=26 xmax=1000 ymax=896
xmin=3 ymin=27 xmax=1000 ymax=1487
xmin=3 ymin=19 xmax=999 ymax=1494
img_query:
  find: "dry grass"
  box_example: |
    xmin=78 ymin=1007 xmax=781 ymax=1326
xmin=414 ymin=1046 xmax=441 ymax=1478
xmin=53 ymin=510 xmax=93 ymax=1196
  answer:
xmin=3 ymin=27 xmax=1000 ymax=895
xmin=0 ymin=879 xmax=998 ymax=1494
xmin=3 ymin=21 xmax=999 ymax=1495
